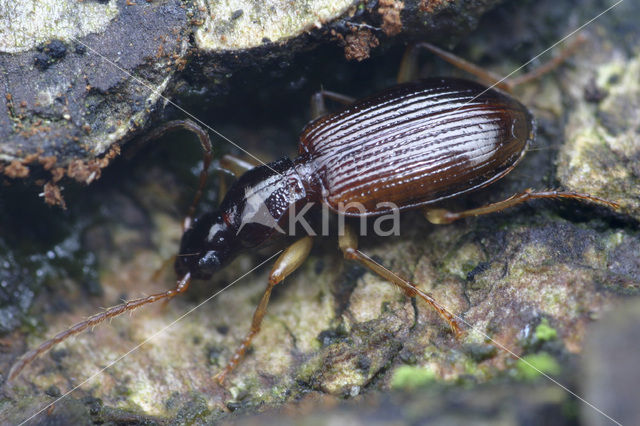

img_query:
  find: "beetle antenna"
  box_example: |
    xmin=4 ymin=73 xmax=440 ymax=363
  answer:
xmin=125 ymin=119 xmax=213 ymax=232
xmin=7 ymin=273 xmax=191 ymax=382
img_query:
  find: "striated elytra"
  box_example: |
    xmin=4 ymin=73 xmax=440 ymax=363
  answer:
xmin=300 ymin=78 xmax=534 ymax=215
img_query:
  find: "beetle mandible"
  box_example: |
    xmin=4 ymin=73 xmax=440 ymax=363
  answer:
xmin=8 ymin=41 xmax=618 ymax=383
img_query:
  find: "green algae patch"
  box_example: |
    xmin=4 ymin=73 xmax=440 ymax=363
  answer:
xmin=535 ymin=319 xmax=558 ymax=342
xmin=391 ymin=365 xmax=437 ymax=390
xmin=516 ymin=353 xmax=561 ymax=381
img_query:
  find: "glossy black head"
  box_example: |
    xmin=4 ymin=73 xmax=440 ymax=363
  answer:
xmin=174 ymin=211 xmax=235 ymax=280
xmin=174 ymin=158 xmax=309 ymax=281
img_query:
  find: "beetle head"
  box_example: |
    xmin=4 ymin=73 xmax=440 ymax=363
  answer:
xmin=174 ymin=212 xmax=235 ymax=280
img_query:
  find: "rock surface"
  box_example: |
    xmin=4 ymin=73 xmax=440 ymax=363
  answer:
xmin=0 ymin=0 xmax=191 ymax=206
xmin=558 ymin=48 xmax=640 ymax=221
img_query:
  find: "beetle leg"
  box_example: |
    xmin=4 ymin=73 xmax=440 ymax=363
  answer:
xmin=219 ymin=154 xmax=257 ymax=177
xmin=215 ymin=236 xmax=313 ymax=384
xmin=216 ymin=154 xmax=259 ymax=200
xmin=310 ymin=90 xmax=357 ymax=119
xmin=8 ymin=273 xmax=192 ymax=382
xmin=414 ymin=35 xmax=586 ymax=91
xmin=338 ymin=225 xmax=462 ymax=337
xmin=411 ymin=42 xmax=509 ymax=90
xmin=506 ymin=35 xmax=586 ymax=88
xmin=425 ymin=188 xmax=619 ymax=225
xmin=397 ymin=44 xmax=421 ymax=83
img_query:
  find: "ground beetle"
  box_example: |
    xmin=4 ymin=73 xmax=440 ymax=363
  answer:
xmin=9 ymin=41 xmax=618 ymax=383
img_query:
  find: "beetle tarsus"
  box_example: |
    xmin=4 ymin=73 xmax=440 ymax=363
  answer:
xmin=424 ymin=188 xmax=619 ymax=225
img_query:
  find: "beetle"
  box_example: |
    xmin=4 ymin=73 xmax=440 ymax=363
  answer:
xmin=8 ymin=41 xmax=617 ymax=383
